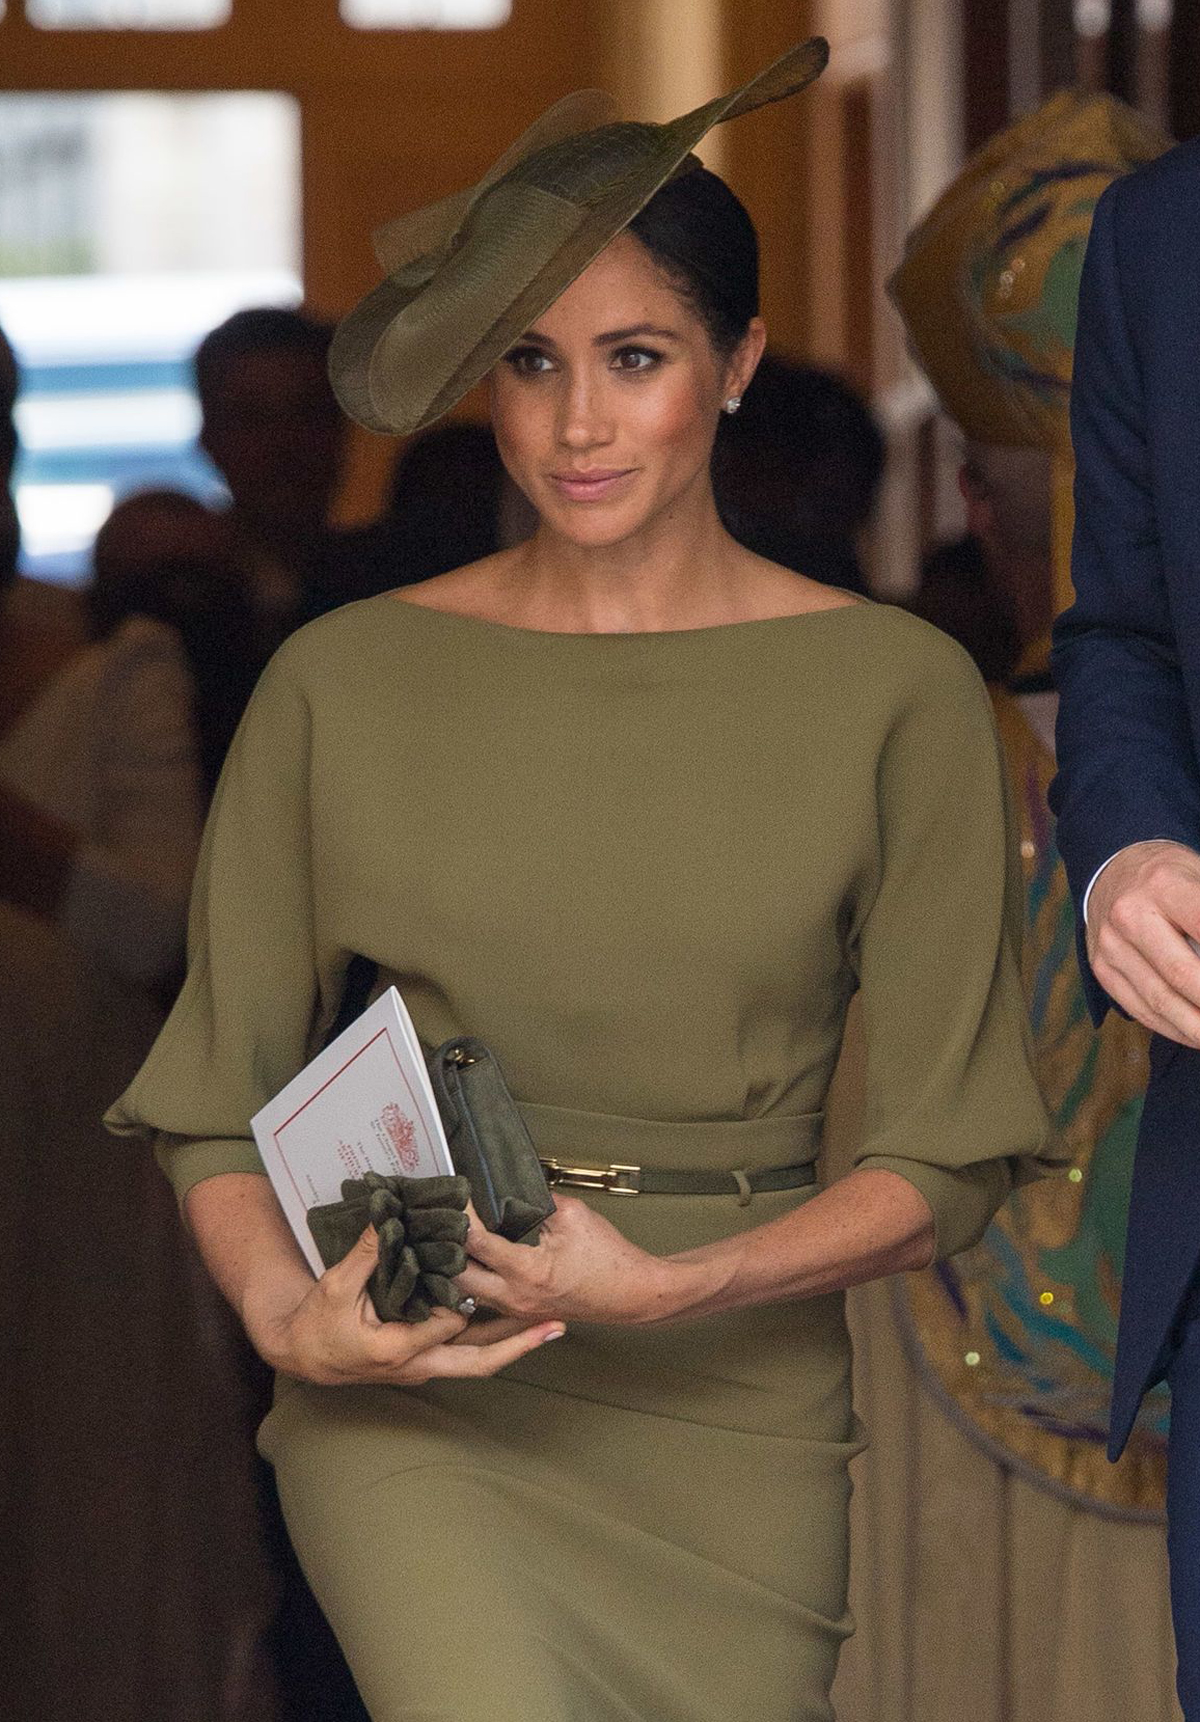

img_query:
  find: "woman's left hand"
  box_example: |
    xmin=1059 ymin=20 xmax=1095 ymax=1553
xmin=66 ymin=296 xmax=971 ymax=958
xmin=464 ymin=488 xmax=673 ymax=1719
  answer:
xmin=456 ymin=1197 xmax=691 ymax=1326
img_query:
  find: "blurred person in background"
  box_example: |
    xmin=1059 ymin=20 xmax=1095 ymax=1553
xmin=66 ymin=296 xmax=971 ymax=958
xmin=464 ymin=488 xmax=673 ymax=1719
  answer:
xmin=0 ymin=323 xmax=87 ymax=736
xmin=960 ymin=443 xmax=1055 ymax=695
xmin=889 ymin=91 xmax=1169 ymax=1508
xmin=0 ymin=489 xmax=261 ymax=998
xmin=911 ymin=444 xmax=1050 ymax=712
xmin=0 ymin=476 xmax=280 ymax=1722
xmin=853 ymin=91 xmax=1176 ymax=1722
xmin=86 ymin=489 xmax=264 ymax=795
xmin=712 ymin=352 xmax=884 ymax=595
xmin=381 ymin=419 xmax=536 ymax=583
xmin=0 ymin=894 xmax=282 ymax=1722
xmin=909 ymin=527 xmax=1022 ymax=686
xmin=196 ymin=306 xmax=384 ymax=640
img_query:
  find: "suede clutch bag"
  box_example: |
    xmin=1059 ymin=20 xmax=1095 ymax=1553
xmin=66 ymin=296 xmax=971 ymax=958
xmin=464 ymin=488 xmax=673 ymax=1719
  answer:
xmin=426 ymin=1035 xmax=556 ymax=1244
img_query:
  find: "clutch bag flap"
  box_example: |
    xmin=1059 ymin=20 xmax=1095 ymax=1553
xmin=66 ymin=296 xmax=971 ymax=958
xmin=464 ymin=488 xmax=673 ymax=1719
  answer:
xmin=426 ymin=1036 xmax=555 ymax=1242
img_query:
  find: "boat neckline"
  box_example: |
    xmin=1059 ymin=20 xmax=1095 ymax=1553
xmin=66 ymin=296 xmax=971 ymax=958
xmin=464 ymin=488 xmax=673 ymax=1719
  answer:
xmin=381 ymin=591 xmax=873 ymax=642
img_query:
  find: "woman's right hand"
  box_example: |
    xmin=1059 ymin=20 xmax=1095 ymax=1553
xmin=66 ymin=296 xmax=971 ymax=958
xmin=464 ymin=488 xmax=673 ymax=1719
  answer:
xmin=244 ymin=1223 xmax=565 ymax=1387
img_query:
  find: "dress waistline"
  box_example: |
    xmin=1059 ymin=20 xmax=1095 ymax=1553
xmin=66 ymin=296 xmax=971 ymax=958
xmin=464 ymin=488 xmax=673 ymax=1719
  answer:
xmin=515 ymin=1099 xmax=823 ymax=1172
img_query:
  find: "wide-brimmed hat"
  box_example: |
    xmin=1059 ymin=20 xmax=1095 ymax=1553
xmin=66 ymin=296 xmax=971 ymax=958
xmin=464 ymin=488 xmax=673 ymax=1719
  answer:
xmin=329 ymin=38 xmax=829 ymax=437
xmin=888 ymin=90 xmax=1167 ymax=451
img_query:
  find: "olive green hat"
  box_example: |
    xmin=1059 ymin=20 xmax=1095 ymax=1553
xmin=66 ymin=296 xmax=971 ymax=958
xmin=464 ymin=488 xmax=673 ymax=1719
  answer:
xmin=329 ymin=37 xmax=829 ymax=437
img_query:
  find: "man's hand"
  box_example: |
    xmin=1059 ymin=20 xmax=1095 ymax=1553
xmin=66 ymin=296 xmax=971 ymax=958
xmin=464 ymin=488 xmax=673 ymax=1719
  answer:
xmin=1088 ymin=839 xmax=1200 ymax=1046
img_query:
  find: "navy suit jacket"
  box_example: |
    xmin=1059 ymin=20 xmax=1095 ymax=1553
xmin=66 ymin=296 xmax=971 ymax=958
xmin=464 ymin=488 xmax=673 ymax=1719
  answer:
xmin=1052 ymin=137 xmax=1200 ymax=1458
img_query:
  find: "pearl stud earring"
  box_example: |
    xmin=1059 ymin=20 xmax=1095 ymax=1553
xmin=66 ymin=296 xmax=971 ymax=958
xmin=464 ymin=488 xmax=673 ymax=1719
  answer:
xmin=723 ymin=396 xmax=742 ymax=415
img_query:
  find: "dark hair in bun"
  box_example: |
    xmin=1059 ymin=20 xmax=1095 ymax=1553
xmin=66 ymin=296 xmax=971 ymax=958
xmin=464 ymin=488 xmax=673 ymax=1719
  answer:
xmin=628 ymin=163 xmax=760 ymax=356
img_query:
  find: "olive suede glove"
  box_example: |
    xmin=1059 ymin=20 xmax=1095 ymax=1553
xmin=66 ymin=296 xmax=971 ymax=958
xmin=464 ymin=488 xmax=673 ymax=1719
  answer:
xmin=307 ymin=1171 xmax=471 ymax=1323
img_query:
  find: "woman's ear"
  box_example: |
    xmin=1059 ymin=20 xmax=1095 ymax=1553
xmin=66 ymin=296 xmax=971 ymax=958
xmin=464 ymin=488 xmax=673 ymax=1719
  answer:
xmin=725 ymin=316 xmax=767 ymax=403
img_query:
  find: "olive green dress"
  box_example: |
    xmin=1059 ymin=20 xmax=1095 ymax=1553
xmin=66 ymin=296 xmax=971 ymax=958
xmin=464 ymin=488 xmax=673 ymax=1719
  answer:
xmin=107 ymin=596 xmax=1055 ymax=1722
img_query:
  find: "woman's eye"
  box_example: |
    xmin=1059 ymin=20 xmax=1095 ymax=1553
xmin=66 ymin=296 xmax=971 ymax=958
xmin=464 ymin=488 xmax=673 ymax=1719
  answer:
xmin=505 ymin=347 xmax=554 ymax=376
xmin=612 ymin=347 xmax=661 ymax=373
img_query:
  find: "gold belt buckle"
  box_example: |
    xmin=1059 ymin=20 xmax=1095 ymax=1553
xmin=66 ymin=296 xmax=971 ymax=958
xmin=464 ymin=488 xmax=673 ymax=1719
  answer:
xmin=540 ymin=1158 xmax=642 ymax=1195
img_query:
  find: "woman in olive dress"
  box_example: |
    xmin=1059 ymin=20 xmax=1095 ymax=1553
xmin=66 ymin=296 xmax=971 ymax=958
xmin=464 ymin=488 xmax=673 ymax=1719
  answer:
xmin=108 ymin=41 xmax=1057 ymax=1722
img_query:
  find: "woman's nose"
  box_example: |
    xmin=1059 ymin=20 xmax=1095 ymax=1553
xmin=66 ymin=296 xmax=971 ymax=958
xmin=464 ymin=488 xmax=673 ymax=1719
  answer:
xmin=557 ymin=373 xmax=614 ymax=449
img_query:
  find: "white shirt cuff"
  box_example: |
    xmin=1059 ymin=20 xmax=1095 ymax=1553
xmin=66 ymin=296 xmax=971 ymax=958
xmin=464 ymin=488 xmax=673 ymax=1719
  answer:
xmin=1082 ymin=858 xmax=1115 ymax=928
xmin=1082 ymin=841 xmax=1174 ymax=926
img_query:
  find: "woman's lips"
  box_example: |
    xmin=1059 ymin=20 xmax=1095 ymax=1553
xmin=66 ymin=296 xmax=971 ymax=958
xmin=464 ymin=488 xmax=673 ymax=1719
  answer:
xmin=547 ymin=468 xmax=636 ymax=502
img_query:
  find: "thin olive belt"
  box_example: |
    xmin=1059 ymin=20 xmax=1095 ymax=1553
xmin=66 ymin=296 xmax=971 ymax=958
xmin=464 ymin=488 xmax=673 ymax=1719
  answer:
xmin=517 ymin=1099 xmax=823 ymax=1203
xmin=539 ymin=1158 xmax=817 ymax=1198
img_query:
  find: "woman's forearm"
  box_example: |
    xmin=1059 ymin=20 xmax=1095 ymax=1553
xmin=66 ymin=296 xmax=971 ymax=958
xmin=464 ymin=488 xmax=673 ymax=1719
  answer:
xmin=649 ymin=1168 xmax=935 ymax=1325
xmin=184 ymin=1172 xmax=316 ymax=1359
xmin=183 ymin=1172 xmax=566 ymax=1385
xmin=457 ymin=1168 xmax=937 ymax=1328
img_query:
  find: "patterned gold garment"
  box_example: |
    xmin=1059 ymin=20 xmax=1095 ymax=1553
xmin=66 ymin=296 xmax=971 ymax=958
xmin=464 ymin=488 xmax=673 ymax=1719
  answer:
xmin=899 ymin=693 xmax=1166 ymax=1518
xmin=888 ymin=91 xmax=1167 ymax=454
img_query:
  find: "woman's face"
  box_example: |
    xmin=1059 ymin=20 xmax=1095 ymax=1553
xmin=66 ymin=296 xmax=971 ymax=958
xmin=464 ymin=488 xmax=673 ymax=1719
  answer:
xmin=489 ymin=232 xmax=761 ymax=550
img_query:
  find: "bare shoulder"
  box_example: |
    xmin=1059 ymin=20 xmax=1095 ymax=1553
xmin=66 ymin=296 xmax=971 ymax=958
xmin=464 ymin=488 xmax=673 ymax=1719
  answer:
xmin=388 ymin=550 xmax=522 ymax=621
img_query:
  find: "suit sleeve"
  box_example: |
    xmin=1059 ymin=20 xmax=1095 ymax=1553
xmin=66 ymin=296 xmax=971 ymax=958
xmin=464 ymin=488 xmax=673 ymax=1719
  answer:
xmin=1050 ymin=178 xmax=1200 ymax=1023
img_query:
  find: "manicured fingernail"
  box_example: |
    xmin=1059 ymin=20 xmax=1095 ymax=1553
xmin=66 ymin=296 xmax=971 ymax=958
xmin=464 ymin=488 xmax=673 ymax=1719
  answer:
xmin=542 ymin=1327 xmax=566 ymax=1343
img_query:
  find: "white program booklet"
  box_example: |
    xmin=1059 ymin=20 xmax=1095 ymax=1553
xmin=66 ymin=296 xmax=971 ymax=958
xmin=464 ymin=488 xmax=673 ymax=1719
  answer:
xmin=251 ymin=986 xmax=454 ymax=1276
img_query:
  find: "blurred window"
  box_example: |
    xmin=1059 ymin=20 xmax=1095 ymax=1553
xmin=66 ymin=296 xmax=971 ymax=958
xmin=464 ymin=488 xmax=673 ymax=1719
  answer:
xmin=341 ymin=0 xmax=510 ymax=26
xmin=28 ymin=0 xmax=230 ymax=26
xmin=0 ymin=92 xmax=300 ymax=584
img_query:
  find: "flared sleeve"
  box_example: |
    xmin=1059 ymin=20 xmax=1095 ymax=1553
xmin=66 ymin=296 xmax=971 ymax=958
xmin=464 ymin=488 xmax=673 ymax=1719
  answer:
xmin=105 ymin=642 xmax=322 ymax=1203
xmin=850 ymin=630 xmax=1061 ymax=1259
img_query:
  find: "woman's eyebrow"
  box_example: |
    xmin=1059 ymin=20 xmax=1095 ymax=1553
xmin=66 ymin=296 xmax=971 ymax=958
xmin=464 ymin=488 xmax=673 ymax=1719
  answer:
xmin=593 ymin=323 xmax=680 ymax=346
xmin=517 ymin=323 xmax=682 ymax=351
